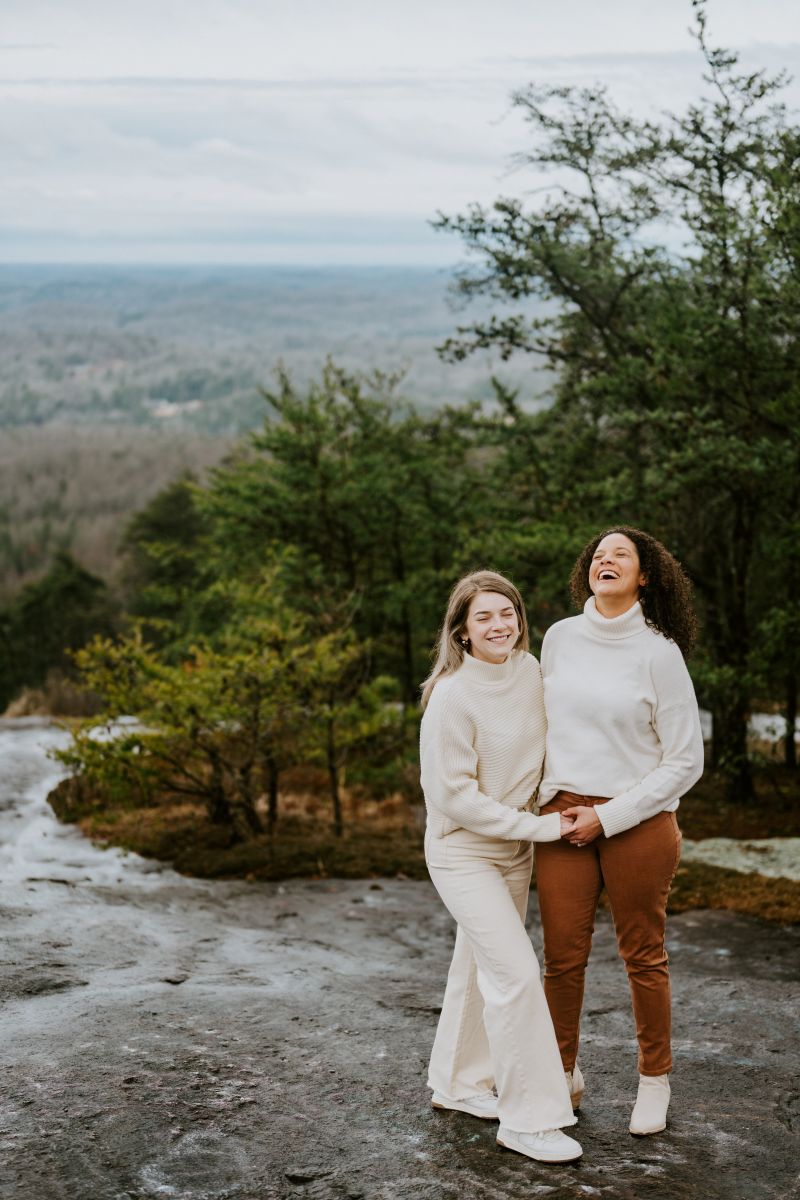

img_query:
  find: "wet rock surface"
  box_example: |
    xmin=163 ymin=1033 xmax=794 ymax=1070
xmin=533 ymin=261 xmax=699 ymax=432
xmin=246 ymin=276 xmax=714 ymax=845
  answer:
xmin=680 ymin=836 xmax=800 ymax=881
xmin=1 ymin=720 xmax=799 ymax=1200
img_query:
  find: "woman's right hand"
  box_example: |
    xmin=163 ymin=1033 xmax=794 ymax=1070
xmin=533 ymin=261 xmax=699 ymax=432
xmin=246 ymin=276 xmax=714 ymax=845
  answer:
xmin=560 ymin=813 xmax=576 ymax=838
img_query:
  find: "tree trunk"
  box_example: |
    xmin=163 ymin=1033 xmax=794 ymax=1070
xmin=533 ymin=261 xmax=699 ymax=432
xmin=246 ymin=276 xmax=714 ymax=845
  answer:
xmin=711 ymin=692 xmax=754 ymax=803
xmin=389 ymin=517 xmax=416 ymax=704
xmin=265 ymin=749 xmax=280 ymax=832
xmin=231 ymin=764 xmax=264 ymax=839
xmin=327 ymin=717 xmax=343 ymax=837
xmin=205 ymin=752 xmax=232 ymax=826
xmin=785 ymin=672 xmax=798 ymax=770
xmin=699 ymin=502 xmax=756 ymax=804
xmin=399 ymin=601 xmax=415 ymax=706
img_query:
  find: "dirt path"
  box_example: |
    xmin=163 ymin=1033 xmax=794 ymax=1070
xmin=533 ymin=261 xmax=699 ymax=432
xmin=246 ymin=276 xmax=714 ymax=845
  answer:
xmin=1 ymin=719 xmax=798 ymax=1200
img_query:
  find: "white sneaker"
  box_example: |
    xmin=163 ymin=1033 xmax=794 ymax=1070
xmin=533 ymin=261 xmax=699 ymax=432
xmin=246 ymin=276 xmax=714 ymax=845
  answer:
xmin=431 ymin=1089 xmax=498 ymax=1120
xmin=629 ymin=1074 xmax=670 ymax=1135
xmin=565 ymin=1063 xmax=585 ymax=1110
xmin=497 ymin=1125 xmax=583 ymax=1163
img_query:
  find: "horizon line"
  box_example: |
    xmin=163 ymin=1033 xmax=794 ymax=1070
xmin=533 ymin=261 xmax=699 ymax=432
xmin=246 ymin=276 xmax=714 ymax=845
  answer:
xmin=0 ymin=260 xmax=458 ymax=270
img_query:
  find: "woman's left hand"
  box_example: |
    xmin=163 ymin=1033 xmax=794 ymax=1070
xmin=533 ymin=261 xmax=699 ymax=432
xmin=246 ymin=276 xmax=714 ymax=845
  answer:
xmin=561 ymin=806 xmax=603 ymax=846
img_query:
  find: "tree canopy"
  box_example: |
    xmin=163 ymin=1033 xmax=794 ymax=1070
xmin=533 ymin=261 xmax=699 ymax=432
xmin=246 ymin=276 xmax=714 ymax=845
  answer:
xmin=432 ymin=0 xmax=800 ymax=798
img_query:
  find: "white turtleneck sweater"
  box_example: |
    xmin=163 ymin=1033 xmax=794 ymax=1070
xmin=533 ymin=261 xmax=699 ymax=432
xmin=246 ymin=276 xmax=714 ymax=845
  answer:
xmin=420 ymin=649 xmax=562 ymax=842
xmin=539 ymin=597 xmax=704 ymax=838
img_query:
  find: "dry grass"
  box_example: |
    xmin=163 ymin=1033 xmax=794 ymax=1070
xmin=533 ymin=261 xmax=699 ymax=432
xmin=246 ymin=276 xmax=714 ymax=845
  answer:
xmin=79 ymin=801 xmax=428 ymax=882
xmin=49 ymin=764 xmax=800 ymax=924
xmin=667 ymin=862 xmax=800 ymax=924
xmin=677 ymin=766 xmax=800 ymax=839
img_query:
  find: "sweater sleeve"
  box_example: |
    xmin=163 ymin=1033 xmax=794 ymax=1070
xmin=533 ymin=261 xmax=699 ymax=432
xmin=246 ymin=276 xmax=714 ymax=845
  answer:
xmin=422 ymin=691 xmax=561 ymax=842
xmin=539 ymin=626 xmax=555 ymax=679
xmin=596 ymin=645 xmax=705 ymax=838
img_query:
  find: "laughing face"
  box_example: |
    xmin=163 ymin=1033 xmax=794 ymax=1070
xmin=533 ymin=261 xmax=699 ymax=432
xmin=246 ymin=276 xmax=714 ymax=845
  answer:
xmin=589 ymin=533 xmax=646 ymax=612
xmin=462 ymin=590 xmax=521 ymax=664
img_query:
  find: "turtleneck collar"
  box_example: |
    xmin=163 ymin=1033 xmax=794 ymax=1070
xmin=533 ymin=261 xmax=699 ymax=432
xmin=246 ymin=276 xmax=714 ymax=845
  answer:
xmin=458 ymin=647 xmax=520 ymax=685
xmin=582 ymin=596 xmax=646 ymax=641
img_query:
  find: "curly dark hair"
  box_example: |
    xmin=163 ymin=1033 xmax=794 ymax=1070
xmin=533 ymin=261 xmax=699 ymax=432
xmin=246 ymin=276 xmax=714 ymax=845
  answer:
xmin=569 ymin=526 xmax=698 ymax=658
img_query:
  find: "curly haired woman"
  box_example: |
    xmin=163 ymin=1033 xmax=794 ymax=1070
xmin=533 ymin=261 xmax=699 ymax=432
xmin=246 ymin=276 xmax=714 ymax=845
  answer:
xmin=534 ymin=527 xmax=704 ymax=1137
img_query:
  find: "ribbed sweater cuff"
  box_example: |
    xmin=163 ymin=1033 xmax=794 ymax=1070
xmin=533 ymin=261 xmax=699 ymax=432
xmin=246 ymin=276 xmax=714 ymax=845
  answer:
xmin=596 ymin=794 xmax=640 ymax=838
xmin=520 ymin=810 xmax=562 ymax=842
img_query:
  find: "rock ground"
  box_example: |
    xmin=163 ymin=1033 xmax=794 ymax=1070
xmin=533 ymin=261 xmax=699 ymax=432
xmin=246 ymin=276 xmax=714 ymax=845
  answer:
xmin=680 ymin=837 xmax=800 ymax=881
xmin=1 ymin=719 xmax=799 ymax=1200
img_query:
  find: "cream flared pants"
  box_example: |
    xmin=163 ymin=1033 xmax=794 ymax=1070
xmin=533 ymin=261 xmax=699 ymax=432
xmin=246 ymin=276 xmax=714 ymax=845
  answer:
xmin=425 ymin=827 xmax=575 ymax=1134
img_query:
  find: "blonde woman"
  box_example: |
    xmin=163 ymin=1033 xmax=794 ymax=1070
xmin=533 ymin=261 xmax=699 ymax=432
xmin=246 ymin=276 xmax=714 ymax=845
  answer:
xmin=420 ymin=570 xmax=582 ymax=1165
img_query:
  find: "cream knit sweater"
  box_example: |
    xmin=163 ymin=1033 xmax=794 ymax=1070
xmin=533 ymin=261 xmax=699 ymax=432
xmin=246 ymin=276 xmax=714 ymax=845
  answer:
xmin=420 ymin=649 xmax=562 ymax=842
xmin=539 ymin=598 xmax=704 ymax=838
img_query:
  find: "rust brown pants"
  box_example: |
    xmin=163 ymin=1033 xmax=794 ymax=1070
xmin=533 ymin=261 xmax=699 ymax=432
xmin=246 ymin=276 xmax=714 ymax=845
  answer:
xmin=534 ymin=791 xmax=682 ymax=1077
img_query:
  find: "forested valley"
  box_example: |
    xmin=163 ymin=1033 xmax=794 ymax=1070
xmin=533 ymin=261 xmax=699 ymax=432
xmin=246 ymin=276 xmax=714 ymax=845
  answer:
xmin=0 ymin=266 xmax=547 ymax=597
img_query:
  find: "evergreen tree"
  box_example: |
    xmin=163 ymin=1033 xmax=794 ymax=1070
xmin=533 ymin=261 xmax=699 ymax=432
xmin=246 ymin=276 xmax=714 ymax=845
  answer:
xmin=0 ymin=552 xmax=117 ymax=709
xmin=434 ymin=1 xmax=800 ymax=797
xmin=118 ymin=473 xmax=212 ymax=648
xmin=200 ymin=363 xmax=486 ymax=701
xmin=59 ymin=572 xmax=406 ymax=840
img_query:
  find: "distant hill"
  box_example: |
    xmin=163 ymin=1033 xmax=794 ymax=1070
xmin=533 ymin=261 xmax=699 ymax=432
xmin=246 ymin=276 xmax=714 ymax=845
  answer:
xmin=0 ymin=265 xmax=551 ymax=435
xmin=0 ymin=425 xmax=227 ymax=600
xmin=0 ymin=265 xmax=552 ymax=597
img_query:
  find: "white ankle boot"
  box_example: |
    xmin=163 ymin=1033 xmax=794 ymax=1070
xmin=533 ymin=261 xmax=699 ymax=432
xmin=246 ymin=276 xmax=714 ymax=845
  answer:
xmin=629 ymin=1074 xmax=670 ymax=1135
xmin=565 ymin=1063 xmax=584 ymax=1110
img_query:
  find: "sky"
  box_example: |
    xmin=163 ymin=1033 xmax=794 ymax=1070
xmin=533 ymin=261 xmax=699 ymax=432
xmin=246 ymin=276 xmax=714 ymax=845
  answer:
xmin=3 ymin=0 xmax=800 ymax=265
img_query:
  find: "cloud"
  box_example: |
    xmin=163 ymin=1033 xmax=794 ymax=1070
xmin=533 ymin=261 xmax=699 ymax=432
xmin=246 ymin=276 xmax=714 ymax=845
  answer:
xmin=0 ymin=42 xmax=57 ymax=50
xmin=0 ymin=71 xmax=529 ymax=240
xmin=2 ymin=25 xmax=800 ymax=262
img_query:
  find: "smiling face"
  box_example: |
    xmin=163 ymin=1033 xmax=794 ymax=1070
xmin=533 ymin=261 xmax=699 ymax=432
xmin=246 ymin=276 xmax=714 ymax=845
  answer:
xmin=589 ymin=533 xmax=646 ymax=614
xmin=462 ymin=590 xmax=521 ymax=664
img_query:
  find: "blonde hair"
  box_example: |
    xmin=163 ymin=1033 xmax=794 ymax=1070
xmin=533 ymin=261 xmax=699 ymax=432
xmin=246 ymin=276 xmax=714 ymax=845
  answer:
xmin=420 ymin=570 xmax=529 ymax=709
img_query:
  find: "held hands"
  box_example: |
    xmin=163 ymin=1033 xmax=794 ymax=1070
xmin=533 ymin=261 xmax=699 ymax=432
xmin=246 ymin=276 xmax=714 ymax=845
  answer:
xmin=560 ymin=806 xmax=603 ymax=846
xmin=559 ymin=813 xmax=576 ymax=838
